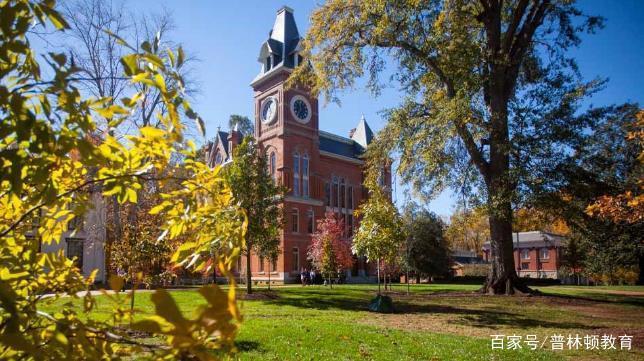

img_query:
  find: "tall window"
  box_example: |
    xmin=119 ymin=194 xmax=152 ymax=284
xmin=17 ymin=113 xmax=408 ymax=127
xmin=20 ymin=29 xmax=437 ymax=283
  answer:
xmin=215 ymin=152 xmax=222 ymax=164
xmin=271 ymin=258 xmax=277 ymax=272
xmin=307 ymin=210 xmax=314 ymax=234
xmin=269 ymin=152 xmax=276 ymax=178
xmin=521 ymin=249 xmax=530 ymax=260
xmin=291 ymin=209 xmax=299 ymax=233
xmin=324 ymin=182 xmax=331 ymax=206
xmin=347 ymin=214 xmax=354 ymax=237
xmin=340 ymin=178 xmax=346 ymax=208
xmin=292 ymin=247 xmax=300 ymax=271
xmin=347 ymin=186 xmax=354 ymax=209
xmin=332 ymin=177 xmax=339 ymax=207
xmin=66 ymin=238 xmax=84 ymax=270
xmin=302 ymin=154 xmax=309 ymax=197
xmin=259 ymin=256 xmax=265 ymax=272
xmin=293 ymin=153 xmax=300 ymax=196
xmin=540 ymin=248 xmax=550 ymax=259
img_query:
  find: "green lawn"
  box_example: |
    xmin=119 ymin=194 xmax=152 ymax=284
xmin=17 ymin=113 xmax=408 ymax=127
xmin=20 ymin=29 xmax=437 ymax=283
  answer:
xmin=40 ymin=284 xmax=643 ymax=360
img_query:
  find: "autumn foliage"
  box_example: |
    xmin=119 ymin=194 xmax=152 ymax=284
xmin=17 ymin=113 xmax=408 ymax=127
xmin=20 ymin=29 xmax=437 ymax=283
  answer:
xmin=586 ymin=110 xmax=644 ymax=224
xmin=307 ymin=212 xmax=354 ymax=281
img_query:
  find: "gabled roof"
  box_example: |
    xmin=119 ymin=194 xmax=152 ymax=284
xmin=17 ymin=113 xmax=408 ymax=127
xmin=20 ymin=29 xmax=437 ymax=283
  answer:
xmin=206 ymin=130 xmax=230 ymax=167
xmin=350 ymin=115 xmax=374 ymax=148
xmin=216 ymin=130 xmax=229 ymax=156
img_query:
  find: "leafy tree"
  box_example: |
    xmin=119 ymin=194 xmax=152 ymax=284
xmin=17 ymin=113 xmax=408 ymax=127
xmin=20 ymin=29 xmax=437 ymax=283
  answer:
xmin=225 ymin=137 xmax=283 ymax=294
xmin=293 ymin=0 xmax=611 ymax=294
xmin=403 ymin=207 xmax=450 ymax=281
xmin=228 ymin=114 xmax=254 ymax=136
xmin=536 ymin=104 xmax=643 ymax=284
xmin=445 ymin=206 xmax=490 ymax=254
xmin=307 ymin=212 xmax=354 ymax=288
xmin=0 ymin=1 xmax=244 ymax=358
xmin=587 ymin=109 xmax=644 ymax=224
xmin=353 ymin=175 xmax=405 ymax=293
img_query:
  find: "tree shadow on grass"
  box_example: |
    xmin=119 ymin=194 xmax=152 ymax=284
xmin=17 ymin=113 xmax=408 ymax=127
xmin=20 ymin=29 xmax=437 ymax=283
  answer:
xmin=537 ymin=292 xmax=644 ymax=308
xmin=263 ymin=287 xmax=370 ymax=312
xmin=234 ymin=340 xmax=262 ymax=353
xmin=261 ymin=288 xmax=610 ymax=332
xmin=395 ymin=302 xmax=595 ymax=331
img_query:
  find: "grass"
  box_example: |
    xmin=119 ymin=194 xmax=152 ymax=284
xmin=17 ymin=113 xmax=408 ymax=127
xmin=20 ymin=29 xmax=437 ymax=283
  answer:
xmin=40 ymin=283 xmax=643 ymax=360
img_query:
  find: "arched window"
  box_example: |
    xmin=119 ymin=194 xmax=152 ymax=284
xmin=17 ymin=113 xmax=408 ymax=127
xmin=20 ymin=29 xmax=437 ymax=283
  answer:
xmin=293 ymin=153 xmax=300 ymax=196
xmin=215 ymin=152 xmax=222 ymax=164
xmin=269 ymin=151 xmax=276 ymax=177
xmin=302 ymin=154 xmax=309 ymax=197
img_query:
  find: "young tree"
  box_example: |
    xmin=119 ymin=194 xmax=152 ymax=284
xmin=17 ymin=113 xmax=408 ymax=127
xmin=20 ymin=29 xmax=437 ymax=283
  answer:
xmin=403 ymin=207 xmax=451 ymax=282
xmin=293 ymin=0 xmax=610 ymax=294
xmin=307 ymin=212 xmax=354 ymax=288
xmin=1 ymin=0 xmax=244 ymax=358
xmin=226 ymin=137 xmax=284 ymax=294
xmin=353 ymin=181 xmax=405 ymax=293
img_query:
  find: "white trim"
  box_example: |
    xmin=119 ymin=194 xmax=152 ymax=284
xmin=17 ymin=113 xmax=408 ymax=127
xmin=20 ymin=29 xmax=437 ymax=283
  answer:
xmin=319 ymin=150 xmax=364 ymax=165
xmin=260 ymin=96 xmax=278 ymax=125
xmin=250 ymin=64 xmax=293 ymax=87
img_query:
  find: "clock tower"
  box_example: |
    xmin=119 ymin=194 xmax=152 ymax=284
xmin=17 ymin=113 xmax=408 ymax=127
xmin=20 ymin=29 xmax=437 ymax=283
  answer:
xmin=240 ymin=6 xmax=380 ymax=283
xmin=250 ymin=6 xmax=320 ymax=199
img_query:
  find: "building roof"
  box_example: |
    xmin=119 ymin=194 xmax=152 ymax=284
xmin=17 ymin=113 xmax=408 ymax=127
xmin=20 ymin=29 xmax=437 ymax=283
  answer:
xmin=319 ymin=132 xmax=365 ymax=160
xmin=350 ymin=114 xmax=374 ymax=148
xmin=319 ymin=115 xmax=376 ymax=161
xmin=256 ymin=7 xmax=301 ymax=71
xmin=481 ymin=231 xmax=565 ymax=251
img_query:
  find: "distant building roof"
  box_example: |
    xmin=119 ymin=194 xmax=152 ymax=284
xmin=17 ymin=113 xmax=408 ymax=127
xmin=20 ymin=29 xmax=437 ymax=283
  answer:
xmin=482 ymin=231 xmax=565 ymax=251
xmin=451 ymin=250 xmax=484 ymax=265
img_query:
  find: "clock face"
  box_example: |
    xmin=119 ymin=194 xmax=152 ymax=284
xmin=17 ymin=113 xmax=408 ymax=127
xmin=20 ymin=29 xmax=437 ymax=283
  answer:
xmin=290 ymin=95 xmax=311 ymax=124
xmin=261 ymin=97 xmax=277 ymax=124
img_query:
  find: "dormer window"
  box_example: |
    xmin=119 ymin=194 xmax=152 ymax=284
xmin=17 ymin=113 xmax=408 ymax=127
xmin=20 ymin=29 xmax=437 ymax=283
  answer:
xmin=265 ymin=56 xmax=272 ymax=71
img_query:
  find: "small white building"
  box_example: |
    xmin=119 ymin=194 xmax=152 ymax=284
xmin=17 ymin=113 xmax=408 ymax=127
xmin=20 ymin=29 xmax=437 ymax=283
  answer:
xmin=40 ymin=191 xmax=106 ymax=283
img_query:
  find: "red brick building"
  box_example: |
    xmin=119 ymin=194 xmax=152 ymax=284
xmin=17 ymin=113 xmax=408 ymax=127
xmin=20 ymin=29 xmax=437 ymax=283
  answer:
xmin=206 ymin=7 xmax=389 ymax=283
xmin=482 ymin=231 xmax=564 ymax=279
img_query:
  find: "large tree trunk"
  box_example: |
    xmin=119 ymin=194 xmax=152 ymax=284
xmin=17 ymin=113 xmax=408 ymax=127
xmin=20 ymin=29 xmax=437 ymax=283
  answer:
xmin=481 ymin=93 xmax=531 ymax=295
xmin=246 ymin=250 xmax=252 ymax=294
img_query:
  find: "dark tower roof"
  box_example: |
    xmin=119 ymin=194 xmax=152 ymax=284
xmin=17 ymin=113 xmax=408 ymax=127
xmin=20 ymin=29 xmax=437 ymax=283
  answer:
xmin=254 ymin=6 xmax=302 ymax=83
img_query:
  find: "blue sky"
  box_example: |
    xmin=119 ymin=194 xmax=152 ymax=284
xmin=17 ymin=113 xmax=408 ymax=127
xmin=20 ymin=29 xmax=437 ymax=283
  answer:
xmin=109 ymin=1 xmax=644 ymax=216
